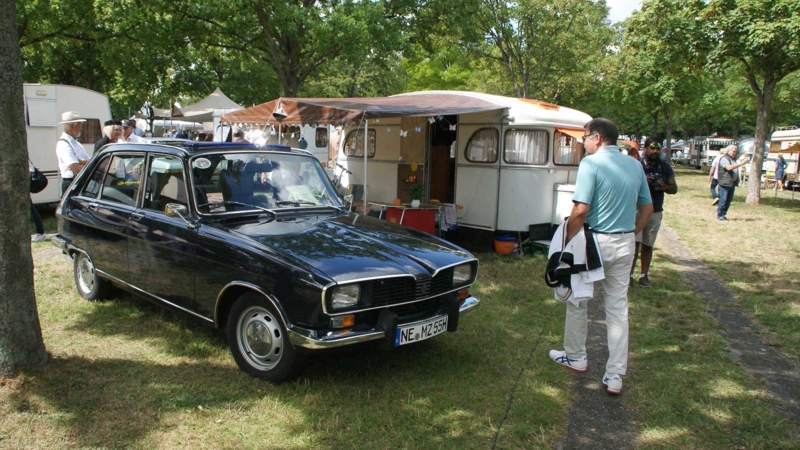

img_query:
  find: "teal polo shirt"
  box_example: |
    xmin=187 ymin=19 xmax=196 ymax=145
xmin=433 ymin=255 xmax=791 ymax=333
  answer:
xmin=572 ymin=146 xmax=652 ymax=233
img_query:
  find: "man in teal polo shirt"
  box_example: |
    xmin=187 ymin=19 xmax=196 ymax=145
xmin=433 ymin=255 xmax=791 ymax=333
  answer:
xmin=549 ymin=118 xmax=653 ymax=395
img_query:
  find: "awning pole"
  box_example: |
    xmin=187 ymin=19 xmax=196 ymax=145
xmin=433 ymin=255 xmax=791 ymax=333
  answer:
xmin=363 ymin=118 xmax=368 ymax=211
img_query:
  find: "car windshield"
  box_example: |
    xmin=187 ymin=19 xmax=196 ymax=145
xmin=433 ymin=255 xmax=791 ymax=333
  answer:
xmin=190 ymin=152 xmax=341 ymax=214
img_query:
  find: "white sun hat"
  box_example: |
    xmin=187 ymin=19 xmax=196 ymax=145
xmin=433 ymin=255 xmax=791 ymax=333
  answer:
xmin=59 ymin=111 xmax=86 ymax=124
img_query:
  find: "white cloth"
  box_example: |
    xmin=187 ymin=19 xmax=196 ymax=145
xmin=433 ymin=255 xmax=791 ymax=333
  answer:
xmin=548 ymin=220 xmax=605 ymax=306
xmin=710 ymin=154 xmax=723 ymax=180
xmin=564 ymin=232 xmax=634 ymax=375
xmin=123 ymin=134 xmax=144 ymax=143
xmin=56 ymin=132 xmax=89 ymax=179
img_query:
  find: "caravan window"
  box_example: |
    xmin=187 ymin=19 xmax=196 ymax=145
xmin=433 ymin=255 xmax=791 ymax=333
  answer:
xmin=503 ymin=129 xmax=548 ymax=165
xmin=315 ymin=127 xmax=329 ymax=148
xmin=78 ymin=119 xmax=103 ymax=146
xmin=554 ymin=132 xmax=584 ymax=165
xmin=344 ymin=129 xmax=375 ymax=158
xmin=465 ymin=128 xmax=499 ymax=163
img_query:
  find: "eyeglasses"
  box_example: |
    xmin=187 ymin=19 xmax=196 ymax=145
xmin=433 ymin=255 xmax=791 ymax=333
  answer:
xmin=648 ymin=142 xmax=662 ymax=149
xmin=581 ymin=133 xmax=596 ymax=142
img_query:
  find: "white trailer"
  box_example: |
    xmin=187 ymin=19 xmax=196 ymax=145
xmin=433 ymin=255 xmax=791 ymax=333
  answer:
xmin=769 ymin=126 xmax=800 ymax=186
xmin=335 ymin=92 xmax=591 ymax=233
xmin=24 ymin=84 xmax=112 ymax=204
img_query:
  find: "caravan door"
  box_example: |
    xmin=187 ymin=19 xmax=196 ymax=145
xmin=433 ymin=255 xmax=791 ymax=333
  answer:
xmin=455 ymin=122 xmax=501 ymax=230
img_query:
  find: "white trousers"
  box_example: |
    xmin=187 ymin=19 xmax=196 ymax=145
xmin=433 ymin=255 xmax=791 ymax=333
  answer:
xmin=563 ymin=233 xmax=634 ymax=375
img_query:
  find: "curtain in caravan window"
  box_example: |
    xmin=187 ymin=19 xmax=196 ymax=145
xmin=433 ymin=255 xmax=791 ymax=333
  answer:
xmin=465 ymin=128 xmax=499 ymax=163
xmin=554 ymin=132 xmax=584 ymax=165
xmin=504 ymin=130 xmax=548 ymax=164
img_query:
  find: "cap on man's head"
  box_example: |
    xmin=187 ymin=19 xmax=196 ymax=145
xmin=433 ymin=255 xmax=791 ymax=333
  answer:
xmin=123 ymin=119 xmax=137 ymax=128
xmin=104 ymin=119 xmax=122 ymax=127
xmin=59 ymin=111 xmax=86 ymax=124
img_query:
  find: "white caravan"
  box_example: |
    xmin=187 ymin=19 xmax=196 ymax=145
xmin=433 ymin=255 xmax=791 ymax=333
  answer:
xmin=24 ymin=84 xmax=112 ymax=204
xmin=769 ymin=126 xmax=800 ymax=186
xmin=335 ymin=92 xmax=591 ymax=233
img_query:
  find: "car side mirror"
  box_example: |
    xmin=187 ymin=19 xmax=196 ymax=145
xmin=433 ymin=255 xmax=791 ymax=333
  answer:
xmin=165 ymin=203 xmax=189 ymax=218
xmin=343 ymin=194 xmax=354 ymax=204
xmin=165 ymin=203 xmax=198 ymax=229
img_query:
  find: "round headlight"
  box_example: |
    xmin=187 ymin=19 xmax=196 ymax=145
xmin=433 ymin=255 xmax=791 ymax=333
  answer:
xmin=453 ymin=264 xmax=472 ymax=285
xmin=331 ymin=284 xmax=361 ymax=310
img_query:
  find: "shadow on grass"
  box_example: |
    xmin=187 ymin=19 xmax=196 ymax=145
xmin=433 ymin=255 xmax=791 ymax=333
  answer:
xmin=23 ymin=254 xmax=567 ymax=448
xmin=626 ymin=260 xmax=795 ymax=448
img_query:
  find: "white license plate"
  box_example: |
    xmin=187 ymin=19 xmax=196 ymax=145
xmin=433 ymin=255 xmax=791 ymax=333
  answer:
xmin=394 ymin=315 xmax=448 ymax=346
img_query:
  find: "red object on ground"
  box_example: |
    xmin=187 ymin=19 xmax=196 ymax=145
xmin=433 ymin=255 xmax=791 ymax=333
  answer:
xmin=385 ymin=206 xmax=437 ymax=234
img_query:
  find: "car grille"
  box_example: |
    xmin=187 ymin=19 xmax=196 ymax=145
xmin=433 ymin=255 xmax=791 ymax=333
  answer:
xmin=371 ymin=268 xmax=454 ymax=307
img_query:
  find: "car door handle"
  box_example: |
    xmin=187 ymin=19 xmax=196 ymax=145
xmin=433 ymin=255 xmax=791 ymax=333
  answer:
xmin=88 ymin=203 xmax=98 ymax=210
xmin=131 ymin=212 xmax=145 ymax=221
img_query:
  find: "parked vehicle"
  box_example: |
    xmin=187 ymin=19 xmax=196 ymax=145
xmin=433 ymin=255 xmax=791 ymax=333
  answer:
xmin=769 ymin=126 xmax=800 ymax=187
xmin=687 ymin=136 xmax=738 ymax=169
xmin=334 ymin=91 xmax=592 ymax=234
xmin=24 ymin=84 xmax=112 ymax=204
xmin=52 ymin=141 xmax=480 ymax=381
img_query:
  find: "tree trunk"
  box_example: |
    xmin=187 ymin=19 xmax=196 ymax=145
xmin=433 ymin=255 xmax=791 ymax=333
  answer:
xmin=746 ymin=76 xmax=777 ymax=206
xmin=732 ymin=120 xmax=740 ymax=139
xmin=0 ymin=0 xmax=48 ymax=377
xmin=652 ymin=111 xmax=659 ymax=136
xmin=662 ymin=104 xmax=673 ymax=164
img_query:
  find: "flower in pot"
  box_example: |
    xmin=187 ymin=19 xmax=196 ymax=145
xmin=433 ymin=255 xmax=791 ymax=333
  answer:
xmin=408 ymin=183 xmax=424 ymax=207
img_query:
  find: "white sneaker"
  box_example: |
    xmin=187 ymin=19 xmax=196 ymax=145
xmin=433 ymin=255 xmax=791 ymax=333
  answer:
xmin=602 ymin=372 xmax=623 ymax=395
xmin=31 ymin=233 xmax=48 ymax=243
xmin=549 ymin=350 xmax=587 ymax=372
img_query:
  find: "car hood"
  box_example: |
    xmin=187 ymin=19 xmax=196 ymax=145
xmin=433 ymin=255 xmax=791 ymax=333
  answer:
xmin=227 ymin=212 xmax=474 ymax=283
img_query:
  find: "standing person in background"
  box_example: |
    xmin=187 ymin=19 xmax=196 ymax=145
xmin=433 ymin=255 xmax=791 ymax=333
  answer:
xmin=774 ymin=154 xmax=787 ymax=191
xmin=630 ymin=138 xmax=678 ymax=288
xmin=95 ymin=120 xmax=122 ymax=151
xmin=233 ymin=127 xmax=250 ymax=143
xmin=548 ymin=118 xmax=653 ymax=395
xmin=121 ymin=119 xmax=143 ymax=143
xmin=29 ymin=162 xmax=47 ymax=242
xmin=56 ymin=111 xmax=90 ymax=196
xmin=717 ymin=145 xmax=749 ymax=221
xmin=175 ymin=129 xmax=188 ymax=139
xmin=708 ymin=147 xmax=729 ymax=206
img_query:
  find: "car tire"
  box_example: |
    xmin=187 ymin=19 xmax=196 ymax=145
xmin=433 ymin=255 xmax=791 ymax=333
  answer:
xmin=73 ymin=252 xmax=110 ymax=300
xmin=227 ymin=292 xmax=298 ymax=381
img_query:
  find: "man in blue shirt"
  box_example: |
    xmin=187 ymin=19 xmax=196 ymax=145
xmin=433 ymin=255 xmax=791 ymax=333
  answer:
xmin=549 ymin=118 xmax=653 ymax=395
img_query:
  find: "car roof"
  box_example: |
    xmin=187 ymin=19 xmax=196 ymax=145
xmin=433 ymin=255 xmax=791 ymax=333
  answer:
xmin=94 ymin=142 xmax=309 ymax=159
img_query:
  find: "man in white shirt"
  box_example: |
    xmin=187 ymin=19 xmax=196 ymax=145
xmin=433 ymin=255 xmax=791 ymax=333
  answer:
xmin=708 ymin=147 xmax=729 ymax=206
xmin=121 ymin=119 xmax=144 ymax=143
xmin=56 ymin=111 xmax=91 ymax=196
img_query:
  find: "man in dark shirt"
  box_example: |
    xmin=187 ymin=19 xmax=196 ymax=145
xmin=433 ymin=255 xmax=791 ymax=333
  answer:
xmin=631 ymin=137 xmax=678 ymax=287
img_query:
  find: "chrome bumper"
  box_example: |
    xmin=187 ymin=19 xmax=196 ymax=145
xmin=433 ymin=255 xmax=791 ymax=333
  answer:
xmin=288 ymin=295 xmax=481 ymax=350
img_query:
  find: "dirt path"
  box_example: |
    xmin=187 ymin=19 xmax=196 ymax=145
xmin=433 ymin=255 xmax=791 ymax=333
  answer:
xmin=659 ymin=226 xmax=800 ymax=419
xmin=557 ymin=286 xmax=636 ymax=450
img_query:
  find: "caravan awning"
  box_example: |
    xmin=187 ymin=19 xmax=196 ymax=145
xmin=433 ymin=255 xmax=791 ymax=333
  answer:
xmin=556 ymin=128 xmax=585 ymax=142
xmin=777 ymin=143 xmax=800 ymax=154
xmin=220 ymin=93 xmax=507 ymax=125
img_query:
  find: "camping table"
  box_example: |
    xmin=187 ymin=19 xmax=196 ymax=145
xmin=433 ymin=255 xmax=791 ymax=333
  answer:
xmin=369 ymin=203 xmax=440 ymax=235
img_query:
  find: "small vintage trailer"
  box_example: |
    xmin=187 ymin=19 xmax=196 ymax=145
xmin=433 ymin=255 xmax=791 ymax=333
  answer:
xmin=221 ymin=91 xmax=592 ymax=235
xmin=24 ymin=84 xmax=112 ymax=204
xmin=769 ymin=127 xmax=800 ymax=187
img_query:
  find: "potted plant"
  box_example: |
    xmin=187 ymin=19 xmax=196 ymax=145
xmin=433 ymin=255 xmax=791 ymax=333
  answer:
xmin=408 ymin=183 xmax=424 ymax=207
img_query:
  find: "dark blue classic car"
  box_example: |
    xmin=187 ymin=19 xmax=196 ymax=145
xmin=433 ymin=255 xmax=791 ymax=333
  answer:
xmin=53 ymin=142 xmax=479 ymax=381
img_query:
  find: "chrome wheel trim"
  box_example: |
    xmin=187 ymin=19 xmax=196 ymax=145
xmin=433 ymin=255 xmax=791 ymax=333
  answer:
xmin=77 ymin=255 xmax=95 ymax=294
xmin=236 ymin=306 xmax=283 ymax=371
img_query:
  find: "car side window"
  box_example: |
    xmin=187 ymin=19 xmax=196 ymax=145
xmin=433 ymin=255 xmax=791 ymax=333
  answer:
xmin=98 ymin=155 xmax=144 ymax=206
xmin=143 ymin=155 xmax=188 ymax=213
xmin=82 ymin=155 xmax=111 ymax=199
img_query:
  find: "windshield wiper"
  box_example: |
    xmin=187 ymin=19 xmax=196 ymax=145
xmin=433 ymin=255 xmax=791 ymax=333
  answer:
xmin=276 ymin=200 xmax=319 ymax=207
xmin=197 ymin=201 xmax=278 ymax=220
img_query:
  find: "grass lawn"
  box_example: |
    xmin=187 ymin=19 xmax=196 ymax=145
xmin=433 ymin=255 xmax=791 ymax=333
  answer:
xmin=5 ymin=181 xmax=797 ymax=448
